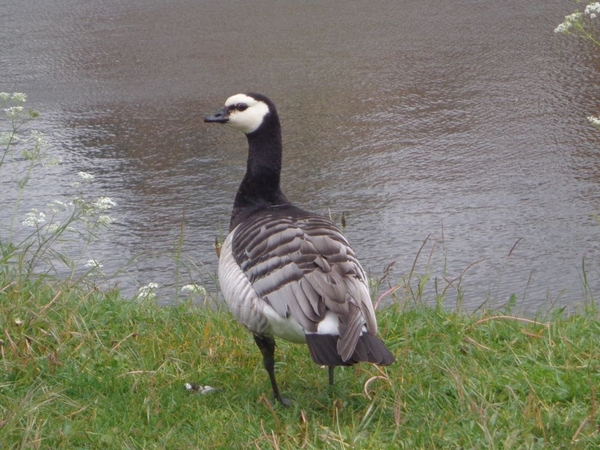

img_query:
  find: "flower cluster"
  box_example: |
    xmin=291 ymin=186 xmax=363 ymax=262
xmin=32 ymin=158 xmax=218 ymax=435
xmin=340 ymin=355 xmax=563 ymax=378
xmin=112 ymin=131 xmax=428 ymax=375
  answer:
xmin=16 ymin=172 xmax=119 ymax=278
xmin=181 ymin=283 xmax=208 ymax=296
xmin=585 ymin=2 xmax=600 ymax=19
xmin=22 ymin=208 xmax=46 ymax=227
xmin=555 ymin=2 xmax=600 ymax=35
xmin=4 ymin=106 xmax=25 ymax=120
xmin=1 ymin=93 xmax=27 ymax=121
xmin=1 ymin=92 xmax=37 ymax=125
xmin=94 ymin=197 xmax=118 ymax=211
xmin=138 ymin=282 xmax=160 ymax=299
xmin=78 ymin=171 xmax=95 ymax=181
xmin=47 ymin=200 xmax=68 ymax=214
xmin=0 ymin=92 xmax=27 ymax=103
xmin=588 ymin=115 xmax=600 ymax=130
xmin=555 ymin=12 xmax=583 ymax=34
xmin=84 ymin=259 xmax=104 ymax=269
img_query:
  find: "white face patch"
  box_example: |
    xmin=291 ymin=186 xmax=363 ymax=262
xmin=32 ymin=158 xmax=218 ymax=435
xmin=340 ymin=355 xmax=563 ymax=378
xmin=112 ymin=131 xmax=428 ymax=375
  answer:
xmin=224 ymin=93 xmax=270 ymax=134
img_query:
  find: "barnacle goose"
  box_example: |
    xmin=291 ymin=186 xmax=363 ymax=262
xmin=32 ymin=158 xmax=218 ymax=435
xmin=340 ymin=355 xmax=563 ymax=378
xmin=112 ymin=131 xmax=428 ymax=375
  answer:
xmin=205 ymin=93 xmax=394 ymax=405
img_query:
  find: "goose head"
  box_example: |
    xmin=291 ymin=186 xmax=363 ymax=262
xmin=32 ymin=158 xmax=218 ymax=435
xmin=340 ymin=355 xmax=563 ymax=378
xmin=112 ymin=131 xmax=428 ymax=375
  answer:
xmin=204 ymin=93 xmax=275 ymax=134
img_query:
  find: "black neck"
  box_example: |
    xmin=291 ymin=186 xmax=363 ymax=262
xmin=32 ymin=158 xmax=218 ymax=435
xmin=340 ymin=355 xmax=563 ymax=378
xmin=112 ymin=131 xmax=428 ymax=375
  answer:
xmin=230 ymin=113 xmax=290 ymax=229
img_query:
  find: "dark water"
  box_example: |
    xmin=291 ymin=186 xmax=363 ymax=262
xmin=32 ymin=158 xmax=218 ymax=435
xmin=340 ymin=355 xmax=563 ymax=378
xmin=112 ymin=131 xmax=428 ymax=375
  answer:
xmin=2 ymin=0 xmax=600 ymax=312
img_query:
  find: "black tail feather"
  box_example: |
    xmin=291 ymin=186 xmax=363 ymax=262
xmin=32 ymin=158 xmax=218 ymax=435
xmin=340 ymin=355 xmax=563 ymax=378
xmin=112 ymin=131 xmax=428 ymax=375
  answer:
xmin=306 ymin=333 xmax=395 ymax=366
xmin=306 ymin=334 xmax=351 ymax=366
xmin=354 ymin=333 xmax=395 ymax=366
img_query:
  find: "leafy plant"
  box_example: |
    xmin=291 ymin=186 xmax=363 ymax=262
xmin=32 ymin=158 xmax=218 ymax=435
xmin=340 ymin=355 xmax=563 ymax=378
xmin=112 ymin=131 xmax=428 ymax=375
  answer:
xmin=0 ymin=93 xmax=117 ymax=287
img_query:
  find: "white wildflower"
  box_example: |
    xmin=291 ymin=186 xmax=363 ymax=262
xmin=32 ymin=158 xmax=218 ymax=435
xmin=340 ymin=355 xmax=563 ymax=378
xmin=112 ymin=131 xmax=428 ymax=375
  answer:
xmin=84 ymin=259 xmax=104 ymax=269
xmin=47 ymin=200 xmax=68 ymax=214
xmin=11 ymin=93 xmax=27 ymax=103
xmin=30 ymin=130 xmax=47 ymax=147
xmin=585 ymin=2 xmax=600 ymax=18
xmin=93 ymin=197 xmax=117 ymax=211
xmin=0 ymin=132 xmax=12 ymax=146
xmin=98 ymin=215 xmax=114 ymax=226
xmin=4 ymin=106 xmax=24 ymax=119
xmin=181 ymin=284 xmax=207 ymax=296
xmin=9 ymin=134 xmax=24 ymax=144
xmin=567 ymin=11 xmax=583 ymax=21
xmin=47 ymin=222 xmax=62 ymax=233
xmin=22 ymin=209 xmax=46 ymax=227
xmin=78 ymin=171 xmax=95 ymax=181
xmin=0 ymin=92 xmax=10 ymax=102
xmin=554 ymin=23 xmax=569 ymax=34
xmin=555 ymin=11 xmax=583 ymax=33
xmin=138 ymin=282 xmax=159 ymax=299
xmin=588 ymin=115 xmax=600 ymax=128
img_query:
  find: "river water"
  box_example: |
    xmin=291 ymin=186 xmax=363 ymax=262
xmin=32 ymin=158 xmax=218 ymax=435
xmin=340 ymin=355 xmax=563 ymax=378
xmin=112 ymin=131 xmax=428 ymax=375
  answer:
xmin=2 ymin=0 xmax=599 ymax=313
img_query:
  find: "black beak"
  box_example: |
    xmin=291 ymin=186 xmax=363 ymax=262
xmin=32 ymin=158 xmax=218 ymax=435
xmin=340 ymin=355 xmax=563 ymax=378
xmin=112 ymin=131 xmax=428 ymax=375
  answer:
xmin=204 ymin=106 xmax=229 ymax=124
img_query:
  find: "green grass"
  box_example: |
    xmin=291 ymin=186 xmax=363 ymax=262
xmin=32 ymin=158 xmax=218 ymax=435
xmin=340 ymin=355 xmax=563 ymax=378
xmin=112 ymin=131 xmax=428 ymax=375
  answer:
xmin=0 ymin=275 xmax=599 ymax=449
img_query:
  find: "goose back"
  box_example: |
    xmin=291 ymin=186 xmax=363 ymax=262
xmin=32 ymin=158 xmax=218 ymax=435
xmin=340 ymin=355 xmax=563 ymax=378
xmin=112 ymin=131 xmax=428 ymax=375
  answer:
xmin=219 ymin=204 xmax=379 ymax=362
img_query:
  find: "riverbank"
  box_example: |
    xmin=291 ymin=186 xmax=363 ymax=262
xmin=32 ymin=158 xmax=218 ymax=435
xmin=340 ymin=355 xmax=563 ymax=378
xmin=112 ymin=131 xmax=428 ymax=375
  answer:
xmin=1 ymin=275 xmax=598 ymax=449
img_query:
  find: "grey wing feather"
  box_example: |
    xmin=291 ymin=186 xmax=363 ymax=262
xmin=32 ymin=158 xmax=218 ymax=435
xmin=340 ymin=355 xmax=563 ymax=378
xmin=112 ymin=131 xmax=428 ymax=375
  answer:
xmin=231 ymin=207 xmax=378 ymax=361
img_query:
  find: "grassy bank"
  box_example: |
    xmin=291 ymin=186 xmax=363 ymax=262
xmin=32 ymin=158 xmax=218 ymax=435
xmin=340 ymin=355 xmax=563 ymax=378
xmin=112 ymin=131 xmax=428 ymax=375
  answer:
xmin=0 ymin=276 xmax=598 ymax=449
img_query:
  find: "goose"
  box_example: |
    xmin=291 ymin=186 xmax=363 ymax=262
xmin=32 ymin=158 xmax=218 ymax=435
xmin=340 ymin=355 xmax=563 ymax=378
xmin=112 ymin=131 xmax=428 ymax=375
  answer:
xmin=205 ymin=93 xmax=395 ymax=405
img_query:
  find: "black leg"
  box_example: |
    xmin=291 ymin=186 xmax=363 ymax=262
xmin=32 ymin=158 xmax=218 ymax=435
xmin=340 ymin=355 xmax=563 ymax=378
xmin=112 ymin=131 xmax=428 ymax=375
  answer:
xmin=253 ymin=334 xmax=291 ymax=406
xmin=328 ymin=366 xmax=335 ymax=385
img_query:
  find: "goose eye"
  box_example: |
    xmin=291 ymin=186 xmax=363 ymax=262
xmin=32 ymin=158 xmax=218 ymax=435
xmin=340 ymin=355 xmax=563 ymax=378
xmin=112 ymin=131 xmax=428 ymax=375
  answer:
xmin=236 ymin=103 xmax=248 ymax=111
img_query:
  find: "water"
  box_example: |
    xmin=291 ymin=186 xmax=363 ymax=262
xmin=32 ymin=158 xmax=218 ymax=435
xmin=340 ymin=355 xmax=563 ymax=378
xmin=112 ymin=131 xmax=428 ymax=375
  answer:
xmin=2 ymin=0 xmax=599 ymax=312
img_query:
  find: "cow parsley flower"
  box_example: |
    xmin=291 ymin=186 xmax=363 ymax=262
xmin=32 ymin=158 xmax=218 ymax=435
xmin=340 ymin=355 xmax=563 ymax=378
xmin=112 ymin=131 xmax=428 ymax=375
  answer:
xmin=585 ymin=2 xmax=600 ymax=19
xmin=78 ymin=171 xmax=95 ymax=181
xmin=29 ymin=130 xmax=47 ymax=147
xmin=181 ymin=284 xmax=208 ymax=296
xmin=93 ymin=197 xmax=117 ymax=211
xmin=0 ymin=132 xmax=11 ymax=146
xmin=47 ymin=200 xmax=68 ymax=214
xmin=0 ymin=92 xmax=27 ymax=104
xmin=138 ymin=282 xmax=159 ymax=299
xmin=11 ymin=92 xmax=27 ymax=103
xmin=98 ymin=215 xmax=114 ymax=226
xmin=84 ymin=259 xmax=104 ymax=269
xmin=4 ymin=106 xmax=24 ymax=119
xmin=22 ymin=209 xmax=46 ymax=227
xmin=47 ymin=223 xmax=61 ymax=233
xmin=588 ymin=115 xmax=600 ymax=128
xmin=555 ymin=11 xmax=583 ymax=33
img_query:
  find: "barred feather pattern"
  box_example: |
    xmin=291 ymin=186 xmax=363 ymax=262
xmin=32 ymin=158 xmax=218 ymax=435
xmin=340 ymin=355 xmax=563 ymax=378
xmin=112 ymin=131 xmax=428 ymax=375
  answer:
xmin=219 ymin=205 xmax=378 ymax=362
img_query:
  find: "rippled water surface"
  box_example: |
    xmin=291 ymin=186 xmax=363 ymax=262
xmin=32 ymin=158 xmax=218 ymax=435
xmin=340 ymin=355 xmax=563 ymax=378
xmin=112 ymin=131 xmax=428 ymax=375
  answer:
xmin=2 ymin=0 xmax=600 ymax=312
